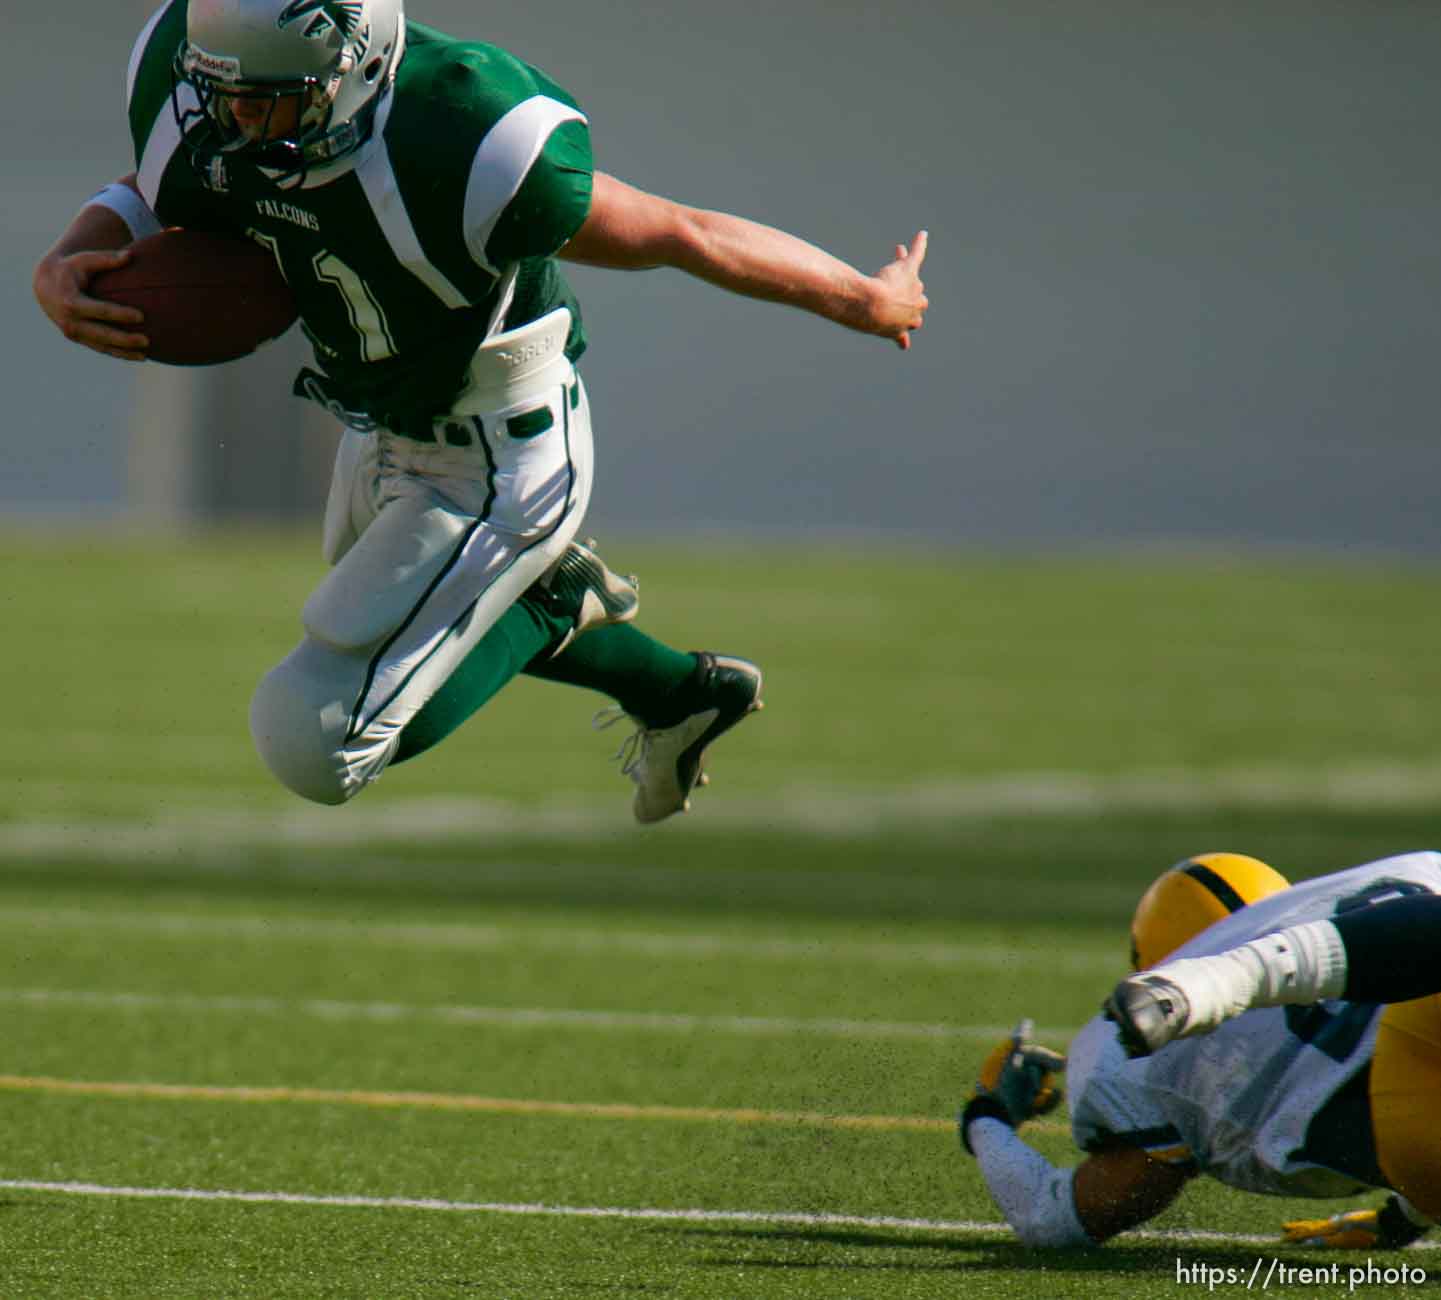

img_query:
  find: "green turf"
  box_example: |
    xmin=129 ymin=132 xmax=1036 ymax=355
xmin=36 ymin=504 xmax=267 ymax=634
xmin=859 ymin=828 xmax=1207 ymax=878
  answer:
xmin=9 ymin=529 xmax=1441 ymax=816
xmin=2 ymin=530 xmax=1439 ymax=1297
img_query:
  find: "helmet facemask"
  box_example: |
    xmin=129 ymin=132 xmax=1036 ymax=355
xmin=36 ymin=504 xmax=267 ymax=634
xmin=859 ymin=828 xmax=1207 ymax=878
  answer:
xmin=170 ymin=0 xmax=404 ymax=188
xmin=172 ymin=55 xmax=337 ymax=182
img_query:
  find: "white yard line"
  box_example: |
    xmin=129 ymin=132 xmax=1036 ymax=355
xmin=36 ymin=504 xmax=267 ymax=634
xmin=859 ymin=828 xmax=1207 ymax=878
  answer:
xmin=0 ymin=986 xmax=1073 ymax=1044
xmin=0 ymin=1177 xmax=1002 ymax=1230
xmin=0 ymin=904 xmax=1119 ymax=973
xmin=4 ymin=758 xmax=1441 ymax=855
xmin=3 ymin=1178 xmax=1428 ymax=1251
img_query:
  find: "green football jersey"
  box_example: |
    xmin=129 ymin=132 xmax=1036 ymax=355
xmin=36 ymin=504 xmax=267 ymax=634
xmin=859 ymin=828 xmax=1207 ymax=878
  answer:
xmin=127 ymin=3 xmax=593 ymax=437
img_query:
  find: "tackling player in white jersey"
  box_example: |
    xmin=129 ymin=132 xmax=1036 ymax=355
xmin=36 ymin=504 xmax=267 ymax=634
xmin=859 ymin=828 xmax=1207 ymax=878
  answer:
xmin=960 ymin=851 xmax=1441 ymax=1250
xmin=32 ymin=0 xmax=929 ymax=821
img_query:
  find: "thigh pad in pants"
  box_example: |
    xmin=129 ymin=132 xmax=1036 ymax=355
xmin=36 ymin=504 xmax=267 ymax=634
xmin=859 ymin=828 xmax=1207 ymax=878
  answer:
xmin=1371 ymin=993 xmax=1441 ymax=1221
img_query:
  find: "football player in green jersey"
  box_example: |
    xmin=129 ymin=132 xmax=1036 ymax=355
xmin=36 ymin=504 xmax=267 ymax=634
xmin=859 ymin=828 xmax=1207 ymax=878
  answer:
xmin=33 ymin=0 xmax=929 ymax=820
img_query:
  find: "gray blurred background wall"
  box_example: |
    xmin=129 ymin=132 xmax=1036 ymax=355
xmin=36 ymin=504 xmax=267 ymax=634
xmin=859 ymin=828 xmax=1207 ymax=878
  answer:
xmin=7 ymin=0 xmax=1439 ymax=549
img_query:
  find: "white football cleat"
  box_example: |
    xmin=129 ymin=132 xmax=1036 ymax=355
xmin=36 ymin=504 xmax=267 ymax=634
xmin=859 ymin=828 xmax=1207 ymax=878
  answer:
xmin=1105 ymin=920 xmax=1348 ymax=1057
xmin=598 ymin=653 xmax=763 ymax=823
xmin=1104 ymin=974 xmax=1195 ymax=1057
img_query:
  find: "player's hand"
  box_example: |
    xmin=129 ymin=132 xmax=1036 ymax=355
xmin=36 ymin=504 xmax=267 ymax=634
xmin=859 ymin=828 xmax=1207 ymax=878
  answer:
xmin=1282 ymin=1209 xmax=1381 ymax=1249
xmin=971 ymin=1018 xmax=1066 ymax=1126
xmin=867 ymin=230 xmax=929 ymax=351
xmin=33 ymin=248 xmax=149 ymax=361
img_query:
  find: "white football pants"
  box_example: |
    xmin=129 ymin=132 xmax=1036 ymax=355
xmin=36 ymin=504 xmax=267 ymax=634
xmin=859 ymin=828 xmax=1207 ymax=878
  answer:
xmin=250 ymin=310 xmax=593 ymax=805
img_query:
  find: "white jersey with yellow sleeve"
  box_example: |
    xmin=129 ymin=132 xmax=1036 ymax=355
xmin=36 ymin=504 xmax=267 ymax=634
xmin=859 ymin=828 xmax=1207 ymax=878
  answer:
xmin=1067 ymin=851 xmax=1441 ymax=1198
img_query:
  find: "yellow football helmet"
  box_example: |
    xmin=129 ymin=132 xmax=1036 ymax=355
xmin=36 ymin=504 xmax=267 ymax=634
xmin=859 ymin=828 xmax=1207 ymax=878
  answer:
xmin=1129 ymin=852 xmax=1291 ymax=969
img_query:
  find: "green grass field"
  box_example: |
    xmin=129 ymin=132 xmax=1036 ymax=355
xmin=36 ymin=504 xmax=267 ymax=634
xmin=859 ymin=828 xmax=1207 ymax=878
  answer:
xmin=3 ymin=530 xmax=1441 ymax=1298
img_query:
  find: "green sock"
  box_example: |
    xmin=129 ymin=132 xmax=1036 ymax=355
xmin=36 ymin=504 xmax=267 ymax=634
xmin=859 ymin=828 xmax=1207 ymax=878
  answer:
xmin=523 ymin=623 xmax=698 ymax=724
xmin=393 ymin=595 xmax=570 ymax=764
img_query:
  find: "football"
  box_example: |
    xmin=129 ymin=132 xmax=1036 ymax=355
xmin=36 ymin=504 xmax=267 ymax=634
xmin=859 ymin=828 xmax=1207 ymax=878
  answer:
xmin=91 ymin=228 xmax=298 ymax=366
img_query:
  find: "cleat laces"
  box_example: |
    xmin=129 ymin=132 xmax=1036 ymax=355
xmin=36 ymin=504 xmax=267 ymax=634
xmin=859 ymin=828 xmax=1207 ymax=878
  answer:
xmin=593 ymin=708 xmax=652 ymax=784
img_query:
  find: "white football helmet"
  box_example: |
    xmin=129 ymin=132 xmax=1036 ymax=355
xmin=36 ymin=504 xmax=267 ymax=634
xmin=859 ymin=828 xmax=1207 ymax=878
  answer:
xmin=173 ymin=0 xmax=405 ymax=181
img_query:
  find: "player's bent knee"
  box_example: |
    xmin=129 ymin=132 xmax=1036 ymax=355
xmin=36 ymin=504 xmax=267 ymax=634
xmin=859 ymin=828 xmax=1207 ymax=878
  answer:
xmin=250 ymin=643 xmax=366 ymax=806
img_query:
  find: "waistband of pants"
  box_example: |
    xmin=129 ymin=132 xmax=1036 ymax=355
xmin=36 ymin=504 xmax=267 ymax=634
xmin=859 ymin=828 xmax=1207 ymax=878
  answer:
xmin=450 ymin=307 xmax=575 ymax=414
xmin=299 ymin=310 xmax=577 ymax=444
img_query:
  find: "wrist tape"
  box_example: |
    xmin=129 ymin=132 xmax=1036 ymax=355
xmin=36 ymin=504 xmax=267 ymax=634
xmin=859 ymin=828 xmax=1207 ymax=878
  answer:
xmin=960 ymin=1095 xmax=1014 ymax=1155
xmin=85 ymin=184 xmax=162 ymax=241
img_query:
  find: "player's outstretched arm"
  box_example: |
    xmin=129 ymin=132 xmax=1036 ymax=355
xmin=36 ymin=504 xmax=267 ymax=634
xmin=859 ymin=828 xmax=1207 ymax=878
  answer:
xmin=34 ymin=174 xmax=150 ymax=362
xmin=559 ymin=172 xmax=929 ymax=350
xmin=965 ymin=1119 xmax=1191 ymax=1247
xmin=959 ymin=1022 xmax=1191 ymax=1247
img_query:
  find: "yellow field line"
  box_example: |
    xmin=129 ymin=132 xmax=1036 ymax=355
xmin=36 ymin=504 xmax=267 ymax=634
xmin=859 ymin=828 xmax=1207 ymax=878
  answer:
xmin=0 ymin=1073 xmax=979 ymax=1133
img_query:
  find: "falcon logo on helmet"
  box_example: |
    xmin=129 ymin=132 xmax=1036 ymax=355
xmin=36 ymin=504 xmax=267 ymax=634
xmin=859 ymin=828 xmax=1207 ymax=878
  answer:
xmin=1128 ymin=852 xmax=1291 ymax=970
xmin=276 ymin=1 xmax=365 ymax=45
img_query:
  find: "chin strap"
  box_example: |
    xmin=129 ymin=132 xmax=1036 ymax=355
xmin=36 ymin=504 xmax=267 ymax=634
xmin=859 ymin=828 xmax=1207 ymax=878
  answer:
xmin=301 ymin=86 xmax=385 ymax=166
xmin=262 ymin=82 xmax=390 ymax=189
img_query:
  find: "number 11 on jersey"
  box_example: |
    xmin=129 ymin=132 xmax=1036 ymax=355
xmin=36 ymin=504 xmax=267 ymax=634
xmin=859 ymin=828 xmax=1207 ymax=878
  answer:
xmin=249 ymin=229 xmax=398 ymax=363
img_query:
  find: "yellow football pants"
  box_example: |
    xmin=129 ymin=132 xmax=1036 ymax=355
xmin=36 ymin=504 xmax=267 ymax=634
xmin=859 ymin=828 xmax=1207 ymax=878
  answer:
xmin=1371 ymin=993 xmax=1441 ymax=1221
